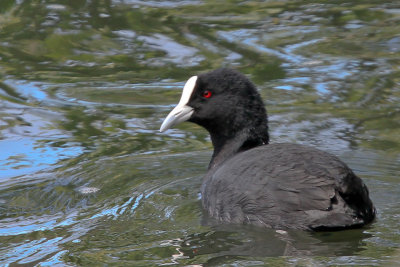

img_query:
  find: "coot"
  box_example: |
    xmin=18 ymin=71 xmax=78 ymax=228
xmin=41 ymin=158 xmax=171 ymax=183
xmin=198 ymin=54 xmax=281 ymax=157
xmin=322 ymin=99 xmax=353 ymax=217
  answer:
xmin=160 ymin=68 xmax=375 ymax=231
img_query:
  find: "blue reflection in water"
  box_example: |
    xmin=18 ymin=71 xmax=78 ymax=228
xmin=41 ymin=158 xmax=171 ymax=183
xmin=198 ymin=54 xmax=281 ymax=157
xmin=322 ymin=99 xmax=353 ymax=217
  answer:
xmin=0 ymin=138 xmax=82 ymax=179
xmin=1 ymin=79 xmax=83 ymax=179
xmin=0 ymin=219 xmax=57 ymax=236
xmin=0 ymin=212 xmax=78 ymax=236
xmin=36 ymin=250 xmax=68 ymax=266
xmin=315 ymin=83 xmax=330 ymax=94
xmin=275 ymin=85 xmax=295 ymax=91
xmin=89 ymin=191 xmax=155 ymax=220
xmin=4 ymin=80 xmax=47 ymax=101
xmin=1 ymin=237 xmax=64 ymax=265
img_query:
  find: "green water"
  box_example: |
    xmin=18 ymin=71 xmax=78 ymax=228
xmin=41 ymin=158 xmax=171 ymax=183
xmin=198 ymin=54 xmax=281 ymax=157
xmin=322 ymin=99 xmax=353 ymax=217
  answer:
xmin=1 ymin=0 xmax=400 ymax=266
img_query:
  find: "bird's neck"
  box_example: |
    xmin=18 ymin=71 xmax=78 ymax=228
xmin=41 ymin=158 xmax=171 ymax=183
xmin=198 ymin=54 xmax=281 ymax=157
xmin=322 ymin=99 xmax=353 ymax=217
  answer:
xmin=208 ymin=126 xmax=269 ymax=170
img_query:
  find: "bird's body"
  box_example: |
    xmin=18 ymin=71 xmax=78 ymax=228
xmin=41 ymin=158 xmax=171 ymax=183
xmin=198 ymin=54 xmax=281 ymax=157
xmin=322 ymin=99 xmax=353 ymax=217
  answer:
xmin=160 ymin=68 xmax=375 ymax=231
xmin=202 ymin=143 xmax=374 ymax=230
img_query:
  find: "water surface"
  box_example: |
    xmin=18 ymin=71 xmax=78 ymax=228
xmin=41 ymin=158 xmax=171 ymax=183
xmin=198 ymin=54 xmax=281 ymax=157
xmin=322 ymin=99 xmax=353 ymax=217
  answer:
xmin=1 ymin=0 xmax=400 ymax=266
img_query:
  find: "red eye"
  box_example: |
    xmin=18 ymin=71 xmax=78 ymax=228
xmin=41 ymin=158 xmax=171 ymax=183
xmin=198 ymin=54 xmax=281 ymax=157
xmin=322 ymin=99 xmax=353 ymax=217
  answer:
xmin=202 ymin=90 xmax=212 ymax=98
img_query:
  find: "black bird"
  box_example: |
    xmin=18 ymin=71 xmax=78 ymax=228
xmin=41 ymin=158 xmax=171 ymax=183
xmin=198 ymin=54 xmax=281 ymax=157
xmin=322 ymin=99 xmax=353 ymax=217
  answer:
xmin=160 ymin=68 xmax=375 ymax=231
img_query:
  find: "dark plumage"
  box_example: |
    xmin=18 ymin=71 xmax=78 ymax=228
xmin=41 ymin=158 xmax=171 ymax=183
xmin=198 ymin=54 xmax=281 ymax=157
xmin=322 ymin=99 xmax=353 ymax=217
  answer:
xmin=160 ymin=68 xmax=375 ymax=231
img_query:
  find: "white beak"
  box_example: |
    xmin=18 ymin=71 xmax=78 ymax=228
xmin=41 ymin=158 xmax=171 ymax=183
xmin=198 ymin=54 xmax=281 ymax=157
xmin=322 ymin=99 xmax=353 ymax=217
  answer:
xmin=160 ymin=76 xmax=198 ymax=132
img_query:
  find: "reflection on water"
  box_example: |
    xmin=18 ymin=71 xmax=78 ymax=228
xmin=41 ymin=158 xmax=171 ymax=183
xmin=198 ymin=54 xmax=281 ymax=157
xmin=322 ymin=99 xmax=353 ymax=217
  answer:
xmin=178 ymin=226 xmax=372 ymax=259
xmin=0 ymin=138 xmax=82 ymax=178
xmin=0 ymin=0 xmax=400 ymax=266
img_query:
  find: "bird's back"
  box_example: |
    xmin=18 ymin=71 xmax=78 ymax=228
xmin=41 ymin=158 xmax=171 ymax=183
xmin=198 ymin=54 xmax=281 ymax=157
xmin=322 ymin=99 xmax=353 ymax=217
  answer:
xmin=201 ymin=143 xmax=375 ymax=230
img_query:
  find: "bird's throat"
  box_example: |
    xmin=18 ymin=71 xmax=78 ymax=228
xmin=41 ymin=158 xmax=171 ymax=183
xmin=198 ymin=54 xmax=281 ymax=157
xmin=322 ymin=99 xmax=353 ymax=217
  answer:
xmin=208 ymin=128 xmax=267 ymax=170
